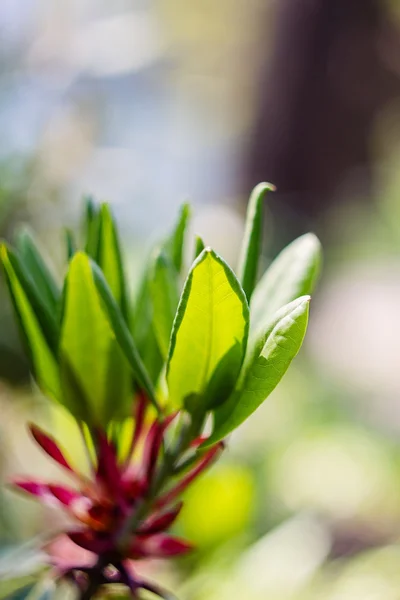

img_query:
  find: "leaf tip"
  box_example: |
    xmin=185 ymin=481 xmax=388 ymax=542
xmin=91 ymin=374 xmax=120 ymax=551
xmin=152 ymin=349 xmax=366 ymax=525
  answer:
xmin=256 ymin=181 xmax=276 ymax=194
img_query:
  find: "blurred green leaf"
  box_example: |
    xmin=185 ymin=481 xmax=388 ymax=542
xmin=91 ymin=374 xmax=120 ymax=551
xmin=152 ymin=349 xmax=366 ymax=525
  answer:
xmin=3 ymin=247 xmax=59 ymax=353
xmin=3 ymin=581 xmax=55 ymax=600
xmin=164 ymin=203 xmax=191 ymax=274
xmin=237 ymin=183 xmax=274 ymax=302
xmin=84 ymin=196 xmax=100 ymax=259
xmin=91 ymin=261 xmax=160 ymax=413
xmin=193 ymin=235 xmax=205 ymax=261
xmin=15 ymin=228 xmax=60 ymax=314
xmin=64 ymin=229 xmax=76 ymax=261
xmin=1 ymin=583 xmax=36 ymax=600
xmin=132 ymin=264 xmax=163 ymax=384
xmin=167 ymin=249 xmax=249 ymax=412
xmin=97 ymin=204 xmax=129 ymax=322
xmin=205 ymin=296 xmax=310 ymax=445
xmin=251 ymin=233 xmax=321 ymax=331
xmin=60 ymin=252 xmax=131 ymax=425
xmin=0 ymin=245 xmax=61 ymax=402
xmin=149 ymin=251 xmax=179 ymax=360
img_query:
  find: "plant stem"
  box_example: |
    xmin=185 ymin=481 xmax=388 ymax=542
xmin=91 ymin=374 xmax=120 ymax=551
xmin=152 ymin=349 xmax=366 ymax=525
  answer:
xmin=117 ymin=413 xmax=202 ymax=549
xmin=78 ymin=557 xmax=106 ymax=600
xmin=79 ymin=578 xmax=100 ymax=600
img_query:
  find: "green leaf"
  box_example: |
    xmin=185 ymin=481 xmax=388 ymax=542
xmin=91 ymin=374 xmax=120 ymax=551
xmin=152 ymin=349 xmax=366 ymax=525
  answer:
xmin=60 ymin=252 xmax=131 ymax=426
xmin=149 ymin=251 xmax=179 ymax=360
xmin=132 ymin=264 xmax=163 ymax=384
xmin=193 ymin=235 xmax=205 ymax=261
xmin=64 ymin=228 xmax=76 ymax=261
xmin=1 ymin=583 xmax=36 ymax=600
xmin=1 ymin=581 xmax=54 ymax=600
xmin=84 ymin=196 xmax=100 ymax=259
xmin=164 ymin=203 xmax=191 ymax=274
xmin=204 ymin=296 xmax=310 ymax=446
xmin=0 ymin=245 xmax=61 ymax=402
xmin=250 ymin=233 xmax=321 ymax=345
xmin=3 ymin=248 xmax=59 ymax=353
xmin=97 ymin=204 xmax=129 ymax=321
xmin=167 ymin=248 xmax=249 ymax=412
xmin=15 ymin=229 xmax=60 ymax=314
xmin=237 ymin=183 xmax=274 ymax=302
xmin=91 ymin=261 xmax=161 ymax=413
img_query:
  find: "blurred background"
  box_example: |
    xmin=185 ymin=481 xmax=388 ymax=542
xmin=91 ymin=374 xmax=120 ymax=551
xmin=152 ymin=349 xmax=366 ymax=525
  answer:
xmin=1 ymin=1 xmax=400 ymax=598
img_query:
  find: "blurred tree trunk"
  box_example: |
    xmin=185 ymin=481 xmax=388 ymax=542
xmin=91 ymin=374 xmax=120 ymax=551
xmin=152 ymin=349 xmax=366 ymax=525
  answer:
xmin=246 ymin=0 xmax=400 ymax=240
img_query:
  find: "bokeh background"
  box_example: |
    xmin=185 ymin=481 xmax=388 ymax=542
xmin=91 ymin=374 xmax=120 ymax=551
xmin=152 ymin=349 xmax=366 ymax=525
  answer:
xmin=1 ymin=1 xmax=400 ymax=599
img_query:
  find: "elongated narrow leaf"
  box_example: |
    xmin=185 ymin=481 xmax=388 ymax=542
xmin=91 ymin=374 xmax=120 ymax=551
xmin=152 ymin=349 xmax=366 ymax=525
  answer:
xmin=0 ymin=246 xmax=61 ymax=402
xmin=91 ymin=261 xmax=161 ymax=413
xmin=193 ymin=235 xmax=205 ymax=261
xmin=84 ymin=196 xmax=100 ymax=259
xmin=164 ymin=203 xmax=190 ymax=274
xmin=237 ymin=183 xmax=274 ymax=302
xmin=60 ymin=253 xmax=131 ymax=426
xmin=251 ymin=233 xmax=321 ymax=329
xmin=97 ymin=204 xmax=129 ymax=321
xmin=64 ymin=228 xmax=76 ymax=261
xmin=167 ymin=248 xmax=249 ymax=412
xmin=3 ymin=248 xmax=59 ymax=353
xmin=132 ymin=265 xmax=163 ymax=384
xmin=15 ymin=229 xmax=60 ymax=313
xmin=204 ymin=296 xmax=310 ymax=446
xmin=149 ymin=251 xmax=179 ymax=360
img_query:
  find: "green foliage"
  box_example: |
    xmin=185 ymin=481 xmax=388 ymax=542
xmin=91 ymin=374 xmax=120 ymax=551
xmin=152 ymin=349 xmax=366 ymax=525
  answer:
xmin=149 ymin=250 xmax=180 ymax=360
xmin=205 ymin=296 xmax=310 ymax=445
xmin=167 ymin=248 xmax=249 ymax=413
xmin=60 ymin=252 xmax=131 ymax=425
xmin=0 ymin=246 xmax=61 ymax=402
xmin=0 ymin=187 xmax=321 ymax=436
xmin=163 ymin=202 xmax=191 ymax=274
xmin=250 ymin=232 xmax=321 ymax=332
xmin=15 ymin=228 xmax=60 ymax=314
xmin=237 ymin=182 xmax=274 ymax=302
xmin=194 ymin=235 xmax=205 ymax=260
xmin=91 ymin=261 xmax=160 ymax=412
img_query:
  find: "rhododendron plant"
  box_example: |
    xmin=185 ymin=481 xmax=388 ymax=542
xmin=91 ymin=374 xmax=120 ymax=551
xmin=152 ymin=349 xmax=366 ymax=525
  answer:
xmin=0 ymin=184 xmax=321 ymax=599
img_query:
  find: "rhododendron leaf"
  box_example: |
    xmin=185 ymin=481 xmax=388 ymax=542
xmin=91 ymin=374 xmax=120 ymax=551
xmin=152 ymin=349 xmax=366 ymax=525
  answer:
xmin=84 ymin=196 xmax=100 ymax=259
xmin=91 ymin=261 xmax=160 ymax=412
xmin=96 ymin=204 xmax=129 ymax=321
xmin=0 ymin=246 xmax=61 ymax=403
xmin=251 ymin=233 xmax=321 ymax=331
xmin=163 ymin=203 xmax=190 ymax=274
xmin=204 ymin=296 xmax=310 ymax=446
xmin=15 ymin=228 xmax=60 ymax=314
xmin=1 ymin=247 xmax=59 ymax=352
xmin=193 ymin=235 xmax=205 ymax=260
xmin=149 ymin=251 xmax=179 ymax=360
xmin=60 ymin=252 xmax=131 ymax=426
xmin=64 ymin=228 xmax=76 ymax=261
xmin=237 ymin=182 xmax=274 ymax=302
xmin=132 ymin=261 xmax=163 ymax=383
xmin=167 ymin=249 xmax=249 ymax=412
